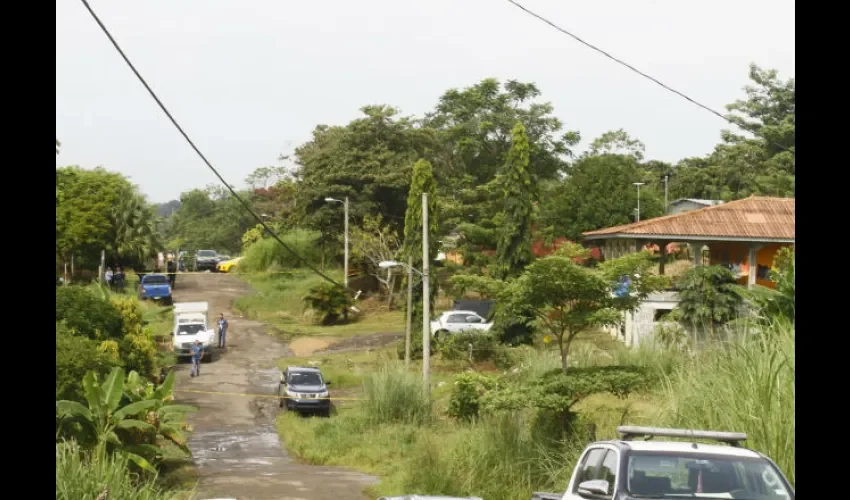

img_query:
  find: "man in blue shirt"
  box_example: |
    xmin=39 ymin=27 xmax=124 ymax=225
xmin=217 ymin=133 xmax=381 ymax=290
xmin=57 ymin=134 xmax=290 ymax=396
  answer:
xmin=217 ymin=313 xmax=229 ymax=350
xmin=190 ymin=340 xmax=204 ymax=377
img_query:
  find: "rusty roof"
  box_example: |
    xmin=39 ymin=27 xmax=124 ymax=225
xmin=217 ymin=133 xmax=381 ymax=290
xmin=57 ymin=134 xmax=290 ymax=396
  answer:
xmin=583 ymin=196 xmax=795 ymax=242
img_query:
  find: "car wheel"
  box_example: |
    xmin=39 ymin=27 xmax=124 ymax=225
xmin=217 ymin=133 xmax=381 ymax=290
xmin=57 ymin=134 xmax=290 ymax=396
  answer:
xmin=434 ymin=330 xmax=448 ymax=343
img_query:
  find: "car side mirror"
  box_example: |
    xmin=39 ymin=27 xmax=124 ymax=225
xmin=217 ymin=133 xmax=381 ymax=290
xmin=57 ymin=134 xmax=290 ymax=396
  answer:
xmin=577 ymin=479 xmax=610 ymax=498
xmin=325 ymin=381 xmax=332 ymax=386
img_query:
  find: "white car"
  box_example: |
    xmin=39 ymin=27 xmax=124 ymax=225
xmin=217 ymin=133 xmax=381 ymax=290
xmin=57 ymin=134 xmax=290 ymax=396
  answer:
xmin=430 ymin=310 xmax=493 ymax=341
xmin=533 ymin=426 xmax=794 ymax=500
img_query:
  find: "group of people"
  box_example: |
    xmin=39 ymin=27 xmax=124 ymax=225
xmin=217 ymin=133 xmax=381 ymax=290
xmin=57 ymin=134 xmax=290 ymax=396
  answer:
xmin=189 ymin=313 xmax=229 ymax=377
xmin=103 ymin=266 xmax=126 ymax=291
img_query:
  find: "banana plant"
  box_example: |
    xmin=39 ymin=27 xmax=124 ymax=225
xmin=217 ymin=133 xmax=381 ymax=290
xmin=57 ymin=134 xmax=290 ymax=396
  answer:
xmin=56 ymin=367 xmax=160 ymax=472
xmin=123 ymin=370 xmax=197 ymax=455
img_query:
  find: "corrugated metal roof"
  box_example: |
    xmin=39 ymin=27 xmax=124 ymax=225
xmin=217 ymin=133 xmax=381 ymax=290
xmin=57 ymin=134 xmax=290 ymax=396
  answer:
xmin=583 ymin=196 xmax=794 ymax=241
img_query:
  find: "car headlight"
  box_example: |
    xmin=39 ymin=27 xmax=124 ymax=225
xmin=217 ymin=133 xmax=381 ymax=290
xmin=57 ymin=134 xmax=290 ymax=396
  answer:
xmin=284 ymin=388 xmax=296 ymax=397
xmin=317 ymin=390 xmax=329 ymax=398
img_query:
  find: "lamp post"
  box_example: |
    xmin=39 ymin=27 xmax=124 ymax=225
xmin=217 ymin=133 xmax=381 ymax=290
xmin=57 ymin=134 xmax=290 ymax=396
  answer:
xmin=379 ymin=193 xmax=430 ymax=396
xmin=633 ymin=182 xmax=645 ymax=222
xmin=324 ymin=197 xmax=349 ymax=288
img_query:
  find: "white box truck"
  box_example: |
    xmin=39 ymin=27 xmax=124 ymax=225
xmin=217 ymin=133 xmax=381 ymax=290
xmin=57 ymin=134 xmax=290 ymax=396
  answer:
xmin=172 ymin=302 xmax=219 ymax=361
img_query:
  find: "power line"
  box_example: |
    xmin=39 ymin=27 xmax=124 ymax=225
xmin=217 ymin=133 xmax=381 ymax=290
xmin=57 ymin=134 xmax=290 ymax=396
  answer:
xmin=78 ymin=0 xmax=342 ymax=289
xmin=503 ymin=0 xmax=794 ymax=156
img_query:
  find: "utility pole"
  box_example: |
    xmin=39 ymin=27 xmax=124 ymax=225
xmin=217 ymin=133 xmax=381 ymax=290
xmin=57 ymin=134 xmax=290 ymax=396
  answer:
xmin=634 ymin=182 xmax=645 ymax=222
xmin=421 ymin=192 xmax=431 ymax=398
xmin=664 ymin=175 xmax=669 ymax=214
xmin=344 ymin=196 xmax=349 ymax=289
xmin=404 ymin=255 xmax=413 ymax=368
xmin=100 ymin=250 xmax=106 ymax=283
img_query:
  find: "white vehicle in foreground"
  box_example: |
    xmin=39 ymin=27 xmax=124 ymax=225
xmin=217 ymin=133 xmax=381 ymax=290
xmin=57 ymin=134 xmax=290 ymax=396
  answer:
xmin=429 ymin=310 xmax=493 ymax=341
xmin=532 ymin=426 xmax=794 ymax=500
xmin=171 ymin=302 xmax=219 ymax=362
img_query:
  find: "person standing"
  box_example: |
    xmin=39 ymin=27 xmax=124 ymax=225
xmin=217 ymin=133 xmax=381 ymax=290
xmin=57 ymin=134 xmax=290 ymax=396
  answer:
xmin=217 ymin=313 xmax=229 ymax=349
xmin=190 ymin=339 xmax=204 ymax=377
xmin=166 ymin=259 xmax=176 ymax=288
xmin=104 ymin=267 xmax=114 ymax=289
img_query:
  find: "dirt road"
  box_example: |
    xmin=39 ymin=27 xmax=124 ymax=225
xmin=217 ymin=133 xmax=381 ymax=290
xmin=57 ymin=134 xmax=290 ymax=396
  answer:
xmin=171 ymin=273 xmax=378 ymax=500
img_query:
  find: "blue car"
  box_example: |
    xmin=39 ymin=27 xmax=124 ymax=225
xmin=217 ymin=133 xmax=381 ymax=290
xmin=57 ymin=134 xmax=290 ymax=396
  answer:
xmin=138 ymin=273 xmax=173 ymax=305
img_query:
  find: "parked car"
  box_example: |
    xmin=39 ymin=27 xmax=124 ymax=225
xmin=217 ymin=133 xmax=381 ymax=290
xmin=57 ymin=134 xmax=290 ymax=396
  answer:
xmin=171 ymin=301 xmax=219 ymax=362
xmin=279 ymin=366 xmax=331 ymax=417
xmin=532 ymin=425 xmax=794 ymax=500
xmin=194 ymin=250 xmax=218 ymax=271
xmin=216 ymin=256 xmax=242 ymax=273
xmin=429 ymin=310 xmax=493 ymax=342
xmin=138 ymin=273 xmax=172 ymax=305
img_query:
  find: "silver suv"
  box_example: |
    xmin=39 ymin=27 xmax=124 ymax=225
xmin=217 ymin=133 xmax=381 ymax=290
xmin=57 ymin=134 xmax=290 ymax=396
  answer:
xmin=194 ymin=250 xmax=218 ymax=271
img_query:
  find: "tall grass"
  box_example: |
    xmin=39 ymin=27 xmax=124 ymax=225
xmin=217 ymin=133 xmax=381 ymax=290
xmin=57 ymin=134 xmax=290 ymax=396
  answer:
xmin=239 ymin=229 xmax=322 ymax=272
xmin=362 ymin=363 xmax=432 ymax=425
xmin=56 ymin=440 xmax=187 ymax=500
xmin=659 ymin=319 xmax=795 ymax=485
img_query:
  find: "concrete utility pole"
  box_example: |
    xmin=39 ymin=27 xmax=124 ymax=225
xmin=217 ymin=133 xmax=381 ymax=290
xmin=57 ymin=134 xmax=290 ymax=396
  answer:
xmin=421 ymin=192 xmax=431 ymax=398
xmin=324 ymin=196 xmax=350 ymax=288
xmin=404 ymin=255 xmax=414 ymax=368
xmin=664 ymin=175 xmax=669 ymax=214
xmin=634 ymin=182 xmax=645 ymax=222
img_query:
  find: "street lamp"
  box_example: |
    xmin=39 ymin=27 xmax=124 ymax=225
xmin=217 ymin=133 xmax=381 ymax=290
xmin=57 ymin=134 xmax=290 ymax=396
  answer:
xmin=377 ymin=193 xmax=431 ymax=398
xmin=633 ymin=182 xmax=645 ymax=222
xmin=325 ymin=197 xmax=349 ymax=288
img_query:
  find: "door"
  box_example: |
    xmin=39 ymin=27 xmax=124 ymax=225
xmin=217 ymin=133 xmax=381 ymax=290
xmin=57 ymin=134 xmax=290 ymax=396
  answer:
xmin=563 ymin=447 xmax=607 ymax=500
xmin=445 ymin=313 xmax=471 ymax=333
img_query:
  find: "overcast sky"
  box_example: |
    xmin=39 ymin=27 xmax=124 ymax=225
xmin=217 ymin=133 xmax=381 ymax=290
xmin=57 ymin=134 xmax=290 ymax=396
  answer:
xmin=56 ymin=0 xmax=795 ymax=203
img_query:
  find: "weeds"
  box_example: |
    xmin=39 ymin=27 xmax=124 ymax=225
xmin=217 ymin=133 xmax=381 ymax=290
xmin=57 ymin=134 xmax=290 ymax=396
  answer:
xmin=362 ymin=364 xmax=432 ymax=426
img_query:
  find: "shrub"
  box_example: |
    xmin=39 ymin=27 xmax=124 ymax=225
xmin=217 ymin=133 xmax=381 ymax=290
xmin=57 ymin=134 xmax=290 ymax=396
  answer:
xmin=239 ymin=229 xmax=322 ymax=272
xmin=56 ymin=440 xmax=184 ymax=500
xmin=56 ymin=322 xmax=121 ymax=402
xmin=395 ymin=331 xmax=436 ymax=360
xmin=111 ymin=296 xmax=158 ymax=379
xmin=361 ymin=364 xmax=431 ymax=425
xmin=303 ymin=282 xmax=353 ymax=325
xmin=56 ymin=286 xmax=124 ymax=340
xmin=446 ymin=372 xmax=497 ymax=421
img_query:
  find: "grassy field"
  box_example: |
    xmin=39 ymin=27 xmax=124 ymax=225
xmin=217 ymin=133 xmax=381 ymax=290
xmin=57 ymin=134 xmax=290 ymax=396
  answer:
xmin=233 ymin=270 xmax=405 ymax=338
xmin=233 ymin=269 xmax=794 ymax=497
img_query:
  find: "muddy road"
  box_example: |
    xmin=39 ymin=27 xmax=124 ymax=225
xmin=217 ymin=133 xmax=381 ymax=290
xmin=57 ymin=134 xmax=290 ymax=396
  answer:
xmin=171 ymin=273 xmax=378 ymax=500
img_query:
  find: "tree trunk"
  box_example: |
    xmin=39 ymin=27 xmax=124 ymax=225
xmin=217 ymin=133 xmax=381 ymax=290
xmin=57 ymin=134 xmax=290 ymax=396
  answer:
xmin=557 ymin=333 xmax=569 ymax=373
xmin=386 ymin=274 xmax=395 ymax=311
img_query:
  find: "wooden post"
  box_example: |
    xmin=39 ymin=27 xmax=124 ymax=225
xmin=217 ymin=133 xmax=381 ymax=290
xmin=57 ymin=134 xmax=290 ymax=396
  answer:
xmin=404 ymin=256 xmax=413 ymax=368
xmin=658 ymin=242 xmax=668 ymax=275
xmin=64 ymin=262 xmax=68 ymax=286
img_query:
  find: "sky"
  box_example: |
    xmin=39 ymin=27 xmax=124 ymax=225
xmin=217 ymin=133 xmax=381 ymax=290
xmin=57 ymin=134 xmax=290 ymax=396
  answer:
xmin=56 ymin=0 xmax=795 ymax=203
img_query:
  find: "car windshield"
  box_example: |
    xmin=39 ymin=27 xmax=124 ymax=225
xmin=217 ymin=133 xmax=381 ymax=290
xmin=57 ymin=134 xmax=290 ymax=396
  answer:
xmin=143 ymin=275 xmax=168 ymax=285
xmin=627 ymin=452 xmax=792 ymax=499
xmin=198 ymin=250 xmax=216 ymax=257
xmin=177 ymin=324 xmax=205 ymax=335
xmin=287 ymin=372 xmax=322 ymax=386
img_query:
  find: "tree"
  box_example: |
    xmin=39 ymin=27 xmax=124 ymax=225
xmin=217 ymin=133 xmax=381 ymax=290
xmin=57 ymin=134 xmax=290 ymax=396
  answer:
xmin=588 ymin=129 xmax=646 ymax=160
xmin=106 ymin=187 xmax=160 ymax=268
xmin=675 ymin=265 xmax=743 ymax=338
xmin=350 ymin=215 xmax=402 ymax=308
xmin=425 ymin=78 xmax=580 ymax=186
xmin=403 ymin=159 xmax=439 ymax=328
xmin=166 ymin=186 xmax=255 ymax=254
xmin=539 ymin=152 xmax=664 ymax=240
xmin=498 ymin=247 xmax=667 ymax=373
xmin=56 ymin=166 xmax=136 ymax=268
xmin=494 ymin=121 xmax=536 ymax=279
xmin=303 ymin=283 xmax=353 ymax=325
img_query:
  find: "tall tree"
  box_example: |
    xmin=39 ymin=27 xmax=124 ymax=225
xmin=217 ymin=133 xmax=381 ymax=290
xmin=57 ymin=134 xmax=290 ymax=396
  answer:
xmin=402 ymin=159 xmax=439 ymax=329
xmin=495 ymin=121 xmax=536 ymax=279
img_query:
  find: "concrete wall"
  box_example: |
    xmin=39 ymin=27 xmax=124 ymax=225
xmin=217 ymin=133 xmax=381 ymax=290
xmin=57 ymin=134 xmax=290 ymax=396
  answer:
xmin=606 ymin=291 xmax=681 ymax=346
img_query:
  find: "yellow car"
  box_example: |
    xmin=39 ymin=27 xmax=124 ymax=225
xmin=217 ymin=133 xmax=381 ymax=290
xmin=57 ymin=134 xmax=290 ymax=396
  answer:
xmin=216 ymin=257 xmax=242 ymax=273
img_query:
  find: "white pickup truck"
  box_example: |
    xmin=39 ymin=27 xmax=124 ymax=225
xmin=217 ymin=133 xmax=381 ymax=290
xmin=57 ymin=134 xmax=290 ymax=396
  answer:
xmin=171 ymin=302 xmax=219 ymax=361
xmin=532 ymin=426 xmax=794 ymax=500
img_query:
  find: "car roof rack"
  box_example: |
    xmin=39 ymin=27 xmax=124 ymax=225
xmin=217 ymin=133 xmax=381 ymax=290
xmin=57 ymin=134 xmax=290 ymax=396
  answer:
xmin=617 ymin=426 xmax=747 ymax=447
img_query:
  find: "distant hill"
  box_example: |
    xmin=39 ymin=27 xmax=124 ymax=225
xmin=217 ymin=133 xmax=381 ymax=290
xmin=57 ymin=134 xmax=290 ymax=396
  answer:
xmin=155 ymin=200 xmax=181 ymax=217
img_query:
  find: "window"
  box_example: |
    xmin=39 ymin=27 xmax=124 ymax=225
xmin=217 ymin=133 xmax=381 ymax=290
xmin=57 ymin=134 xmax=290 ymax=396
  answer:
xmin=573 ymin=448 xmax=606 ymax=491
xmin=653 ymin=309 xmax=672 ymax=321
xmin=287 ymin=372 xmax=323 ymax=386
xmin=177 ymin=324 xmax=205 ymax=335
xmin=197 ymin=250 xmax=216 ymax=257
xmin=626 ymin=452 xmax=792 ymax=498
xmin=599 ymin=450 xmax=618 ymax=491
xmin=447 ymin=314 xmax=468 ymax=324
xmin=466 ymin=315 xmax=482 ymax=323
xmin=143 ymin=275 xmax=168 ymax=285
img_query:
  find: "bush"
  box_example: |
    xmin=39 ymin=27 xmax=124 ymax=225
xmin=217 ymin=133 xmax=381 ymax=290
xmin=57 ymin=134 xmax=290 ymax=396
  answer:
xmin=303 ymin=282 xmax=353 ymax=325
xmin=396 ymin=331 xmax=435 ymax=360
xmin=56 ymin=286 xmax=124 ymax=340
xmin=56 ymin=440 xmax=183 ymax=500
xmin=56 ymin=322 xmax=121 ymax=402
xmin=438 ymin=331 xmax=501 ymax=362
xmin=446 ymin=372 xmax=497 ymax=421
xmin=239 ymin=229 xmax=322 ymax=272
xmin=361 ymin=364 xmax=431 ymax=426
xmin=111 ymin=296 xmax=158 ymax=379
